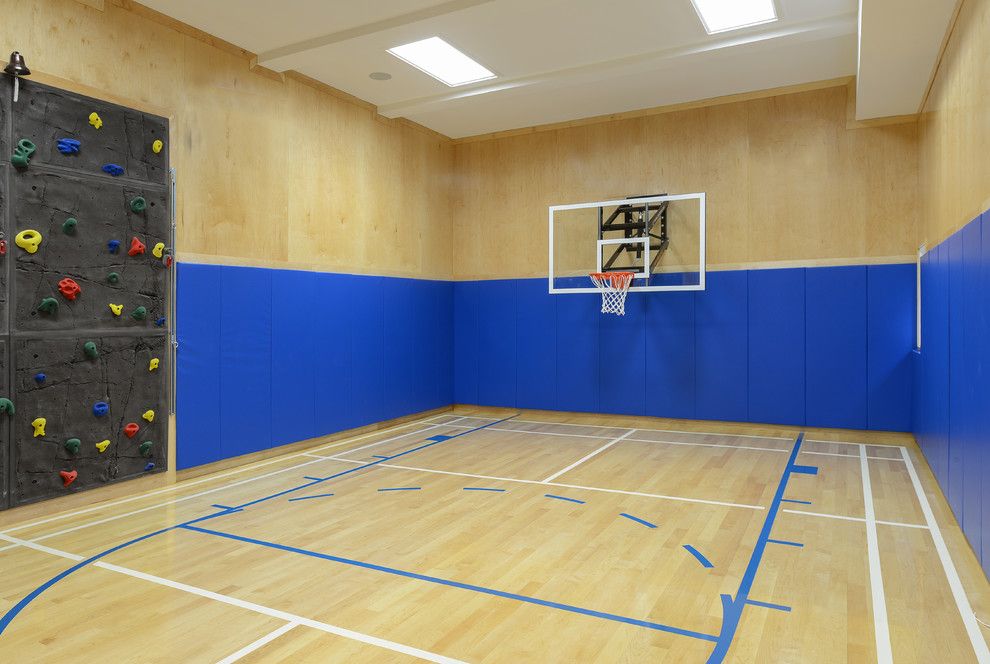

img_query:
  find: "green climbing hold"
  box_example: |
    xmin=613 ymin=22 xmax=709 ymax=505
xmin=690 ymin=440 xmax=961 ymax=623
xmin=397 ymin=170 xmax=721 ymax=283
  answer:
xmin=65 ymin=438 xmax=81 ymax=454
xmin=83 ymin=341 xmax=99 ymax=359
xmin=139 ymin=441 xmax=153 ymax=457
xmin=62 ymin=217 xmax=78 ymax=234
xmin=10 ymin=138 xmax=36 ymax=168
xmin=132 ymin=306 xmax=147 ymax=321
xmin=38 ymin=297 xmax=59 ymax=314
xmin=130 ymin=197 xmax=147 ymax=213
xmin=0 ymin=398 xmax=13 ymax=415
xmin=107 ymin=272 xmax=121 ymax=285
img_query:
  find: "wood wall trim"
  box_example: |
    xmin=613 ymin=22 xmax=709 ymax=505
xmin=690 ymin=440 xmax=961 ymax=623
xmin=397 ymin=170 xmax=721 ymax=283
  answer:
xmin=918 ymin=0 xmax=968 ymax=115
xmin=176 ymin=253 xmax=452 ymax=281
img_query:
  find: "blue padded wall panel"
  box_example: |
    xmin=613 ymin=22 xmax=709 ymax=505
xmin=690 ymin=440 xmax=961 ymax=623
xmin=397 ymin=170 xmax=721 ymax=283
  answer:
xmin=407 ymin=279 xmax=437 ymax=414
xmin=453 ymin=281 xmax=479 ymax=405
xmin=476 ymin=280 xmax=517 ymax=407
xmin=867 ymin=264 xmax=915 ymax=431
xmin=312 ymin=273 xmax=356 ymax=434
xmin=515 ymin=279 xmax=556 ymax=410
xmin=436 ymin=282 xmax=455 ymax=408
xmin=806 ymin=266 xmax=868 ymax=429
xmin=176 ymin=264 xmax=223 ymax=469
xmin=980 ymin=212 xmax=990 ymax=568
xmin=695 ymin=270 xmax=748 ymax=422
xmin=218 ymin=266 xmax=273 ymax=459
xmin=383 ymin=278 xmax=418 ymax=419
xmin=348 ymin=275 xmax=385 ymax=428
xmin=960 ymin=220 xmax=983 ymax=549
xmin=645 ymin=292 xmax=695 ymax=419
xmin=556 ymin=293 xmax=600 ymax=413
xmin=947 ymin=231 xmax=966 ymax=519
xmin=271 ymin=270 xmax=319 ymax=447
xmin=599 ymin=292 xmax=646 ymax=415
xmin=931 ymin=243 xmax=951 ymax=488
xmin=748 ymin=268 xmax=805 ymax=425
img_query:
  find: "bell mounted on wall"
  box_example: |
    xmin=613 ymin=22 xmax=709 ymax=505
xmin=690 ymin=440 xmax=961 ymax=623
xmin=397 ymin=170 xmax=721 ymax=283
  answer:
xmin=4 ymin=51 xmax=31 ymax=103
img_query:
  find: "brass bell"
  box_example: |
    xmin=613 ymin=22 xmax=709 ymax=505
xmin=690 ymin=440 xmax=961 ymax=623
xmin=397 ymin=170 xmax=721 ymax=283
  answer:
xmin=4 ymin=51 xmax=30 ymax=77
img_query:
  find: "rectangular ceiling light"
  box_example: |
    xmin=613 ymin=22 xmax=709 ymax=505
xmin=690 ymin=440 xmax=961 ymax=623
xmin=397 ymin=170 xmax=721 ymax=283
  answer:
xmin=690 ymin=0 xmax=778 ymax=34
xmin=387 ymin=37 xmax=495 ymax=87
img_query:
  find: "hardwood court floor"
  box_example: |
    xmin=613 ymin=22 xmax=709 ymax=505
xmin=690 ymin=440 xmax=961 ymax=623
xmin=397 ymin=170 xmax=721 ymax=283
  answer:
xmin=1 ymin=408 xmax=988 ymax=663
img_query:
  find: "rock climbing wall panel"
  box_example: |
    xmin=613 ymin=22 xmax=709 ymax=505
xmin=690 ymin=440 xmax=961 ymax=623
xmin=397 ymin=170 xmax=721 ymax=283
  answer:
xmin=2 ymin=78 xmax=171 ymax=508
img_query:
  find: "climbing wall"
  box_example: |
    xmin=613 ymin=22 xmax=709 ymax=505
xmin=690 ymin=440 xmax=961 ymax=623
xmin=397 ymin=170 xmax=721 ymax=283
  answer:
xmin=1 ymin=78 xmax=171 ymax=508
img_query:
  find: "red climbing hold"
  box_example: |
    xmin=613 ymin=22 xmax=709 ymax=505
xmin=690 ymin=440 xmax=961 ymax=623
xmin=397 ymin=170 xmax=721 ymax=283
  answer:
xmin=58 ymin=278 xmax=82 ymax=300
xmin=0 ymin=239 xmax=6 ymax=255
xmin=124 ymin=422 xmax=139 ymax=438
xmin=60 ymin=470 xmax=77 ymax=487
xmin=128 ymin=237 xmax=146 ymax=257
xmin=164 ymin=255 xmax=173 ymax=268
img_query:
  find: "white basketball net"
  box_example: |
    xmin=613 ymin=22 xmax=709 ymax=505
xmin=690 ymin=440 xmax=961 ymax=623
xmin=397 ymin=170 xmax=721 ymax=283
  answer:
xmin=589 ymin=272 xmax=634 ymax=316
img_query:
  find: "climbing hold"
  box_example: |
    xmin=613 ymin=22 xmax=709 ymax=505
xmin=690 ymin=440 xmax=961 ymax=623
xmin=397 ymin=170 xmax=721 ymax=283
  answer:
xmin=107 ymin=272 xmax=120 ymax=284
xmin=102 ymin=163 xmax=124 ymax=176
xmin=0 ymin=398 xmax=14 ymax=415
xmin=83 ymin=341 xmax=99 ymax=359
xmin=89 ymin=112 xmax=103 ymax=129
xmin=58 ymin=278 xmax=82 ymax=300
xmin=109 ymin=303 xmax=123 ymax=316
xmin=144 ymin=462 xmax=155 ymax=472
xmin=154 ymin=316 xmax=166 ymax=327
xmin=142 ymin=409 xmax=155 ymax=423
xmin=130 ymin=196 xmax=146 ymax=213
xmin=15 ymin=229 xmax=42 ymax=253
xmin=64 ymin=438 xmax=81 ymax=454
xmin=62 ymin=217 xmax=78 ymax=234
xmin=34 ymin=373 xmax=45 ymax=384
xmin=108 ymin=239 xmax=120 ymax=254
xmin=152 ymin=242 xmax=165 ymax=258
xmin=132 ymin=306 xmax=147 ymax=321
xmin=10 ymin=138 xmax=36 ymax=168
xmin=92 ymin=401 xmax=109 ymax=417
xmin=152 ymin=139 xmax=163 ymax=154
xmin=0 ymin=239 xmax=6 ymax=256
xmin=164 ymin=254 xmax=173 ymax=268
xmin=32 ymin=417 xmax=46 ymax=437
xmin=124 ymin=422 xmax=139 ymax=438
xmin=149 ymin=357 xmax=160 ymax=371
xmin=128 ymin=237 xmax=146 ymax=256
xmin=38 ymin=297 xmax=59 ymax=314
xmin=139 ymin=441 xmax=153 ymax=456
xmin=56 ymin=138 xmax=81 ymax=155
xmin=60 ymin=470 xmax=78 ymax=487
xmin=96 ymin=439 xmax=111 ymax=453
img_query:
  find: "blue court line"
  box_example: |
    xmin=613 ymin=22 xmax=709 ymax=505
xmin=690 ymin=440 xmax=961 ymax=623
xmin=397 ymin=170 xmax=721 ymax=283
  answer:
xmin=706 ymin=433 xmax=806 ymax=664
xmin=683 ymin=544 xmax=714 ymax=568
xmin=780 ymin=498 xmax=812 ymax=505
xmin=288 ymin=493 xmax=335 ymax=502
xmin=619 ymin=513 xmax=657 ymax=529
xmin=544 ymin=494 xmax=586 ymax=505
xmin=767 ymin=539 xmax=803 ymax=548
xmin=211 ymin=504 xmax=234 ymax=510
xmin=791 ymin=464 xmax=818 ymax=475
xmin=378 ymin=487 xmax=421 ymax=492
xmin=427 ymin=435 xmax=453 ymax=442
xmin=371 ymin=455 xmax=389 ymax=459
xmin=0 ymin=415 xmax=519 ymax=636
xmin=303 ymin=476 xmax=323 ymax=481
xmin=745 ymin=599 xmax=791 ymax=612
xmin=463 ymin=487 xmax=506 ymax=492
xmin=181 ymin=523 xmax=718 ymax=643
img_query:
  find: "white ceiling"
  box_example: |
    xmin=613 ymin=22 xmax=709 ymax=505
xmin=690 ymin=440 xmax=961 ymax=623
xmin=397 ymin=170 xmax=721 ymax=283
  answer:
xmin=140 ymin=0 xmax=950 ymax=138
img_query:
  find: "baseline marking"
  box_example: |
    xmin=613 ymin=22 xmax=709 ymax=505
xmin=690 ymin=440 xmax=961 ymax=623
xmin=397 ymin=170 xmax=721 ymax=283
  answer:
xmin=541 ymin=430 xmax=636 ymax=483
xmin=216 ymin=621 xmax=299 ymax=664
xmin=860 ymin=444 xmax=893 ymax=664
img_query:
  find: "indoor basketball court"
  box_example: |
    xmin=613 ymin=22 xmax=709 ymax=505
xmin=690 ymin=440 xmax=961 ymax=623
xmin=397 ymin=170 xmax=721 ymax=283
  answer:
xmin=1 ymin=1 xmax=989 ymax=662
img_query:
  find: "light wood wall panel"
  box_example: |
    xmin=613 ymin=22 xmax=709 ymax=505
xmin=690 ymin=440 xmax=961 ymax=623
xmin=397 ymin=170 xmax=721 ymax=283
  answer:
xmin=3 ymin=0 xmax=453 ymax=279
xmin=453 ymin=84 xmax=919 ymax=280
xmin=919 ymin=0 xmax=990 ymax=247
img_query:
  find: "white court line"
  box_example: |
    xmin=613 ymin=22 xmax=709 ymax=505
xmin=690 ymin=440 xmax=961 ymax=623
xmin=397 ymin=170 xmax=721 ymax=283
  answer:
xmin=802 ymin=450 xmax=904 ymax=462
xmin=215 ymin=621 xmax=299 ymax=664
xmin=0 ymin=414 xmax=454 ymax=536
xmin=781 ymin=509 xmax=929 ymax=530
xmin=511 ymin=418 xmax=792 ymax=440
xmin=541 ymin=430 xmax=636 ymax=483
xmin=860 ymin=444 xmax=893 ymax=664
xmin=901 ymin=446 xmax=990 ymax=662
xmin=316 ymin=454 xmax=765 ymax=510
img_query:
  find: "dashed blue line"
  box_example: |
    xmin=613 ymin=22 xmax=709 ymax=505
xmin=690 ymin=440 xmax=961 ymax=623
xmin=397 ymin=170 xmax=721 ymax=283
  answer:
xmin=288 ymin=493 xmax=335 ymax=502
xmin=767 ymin=539 xmax=803 ymax=548
xmin=683 ymin=544 xmax=713 ymax=567
xmin=544 ymin=494 xmax=585 ymax=505
xmin=619 ymin=513 xmax=657 ymax=529
xmin=781 ymin=498 xmax=812 ymax=505
xmin=463 ymin=487 xmax=506 ymax=492
xmin=745 ymin=599 xmax=791 ymax=612
xmin=378 ymin=487 xmax=421 ymax=492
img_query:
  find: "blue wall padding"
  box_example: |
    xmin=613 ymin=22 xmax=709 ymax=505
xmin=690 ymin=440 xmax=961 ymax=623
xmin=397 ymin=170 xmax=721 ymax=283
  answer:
xmin=960 ymin=222 xmax=983 ymax=552
xmin=645 ymin=291 xmax=695 ymax=420
xmin=806 ymin=266 xmax=868 ymax=429
xmin=748 ymin=268 xmax=805 ymax=425
xmin=453 ymin=281 xmax=479 ymax=405
xmin=600 ymin=291 xmax=646 ymax=415
xmin=555 ymin=290 xmax=600 ymax=413
xmin=515 ymin=280 xmax=557 ymax=410
xmin=867 ymin=264 xmax=915 ymax=431
xmin=695 ymin=271 xmax=749 ymax=422
xmin=477 ymin=280 xmax=517 ymax=407
xmin=177 ymin=264 xmax=452 ymax=470
xmin=946 ymin=231 xmax=966 ymax=518
xmin=176 ymin=264 xmax=223 ymax=469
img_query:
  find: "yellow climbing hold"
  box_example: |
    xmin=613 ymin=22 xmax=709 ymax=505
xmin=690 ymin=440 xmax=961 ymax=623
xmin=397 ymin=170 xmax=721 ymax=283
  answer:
xmin=96 ymin=439 xmax=111 ymax=453
xmin=109 ymin=303 xmax=123 ymax=316
xmin=152 ymin=139 xmax=163 ymax=154
xmin=142 ymin=409 xmax=155 ymax=423
xmin=149 ymin=358 xmax=160 ymax=371
xmin=89 ymin=112 xmax=103 ymax=129
xmin=15 ymin=229 xmax=42 ymax=254
xmin=31 ymin=417 xmax=46 ymax=437
xmin=152 ymin=242 xmax=165 ymax=258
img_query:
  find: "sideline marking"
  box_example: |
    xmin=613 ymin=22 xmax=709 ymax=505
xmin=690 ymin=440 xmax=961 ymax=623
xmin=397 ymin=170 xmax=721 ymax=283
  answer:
xmin=541 ymin=430 xmax=636 ymax=483
xmin=860 ymin=444 xmax=893 ymax=664
xmin=217 ymin=621 xmax=299 ymax=664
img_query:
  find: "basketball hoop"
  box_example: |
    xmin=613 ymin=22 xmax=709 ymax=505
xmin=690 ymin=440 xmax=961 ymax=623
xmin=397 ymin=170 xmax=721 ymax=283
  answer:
xmin=589 ymin=272 xmax=634 ymax=315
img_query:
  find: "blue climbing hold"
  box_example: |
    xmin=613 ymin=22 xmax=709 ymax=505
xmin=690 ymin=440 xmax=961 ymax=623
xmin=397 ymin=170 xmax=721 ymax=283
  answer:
xmin=108 ymin=239 xmax=120 ymax=253
xmin=34 ymin=373 xmax=46 ymax=384
xmin=102 ymin=163 xmax=124 ymax=176
xmin=144 ymin=462 xmax=155 ymax=472
xmin=92 ymin=401 xmax=109 ymax=417
xmin=56 ymin=138 xmax=81 ymax=155
xmin=154 ymin=316 xmax=166 ymax=327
